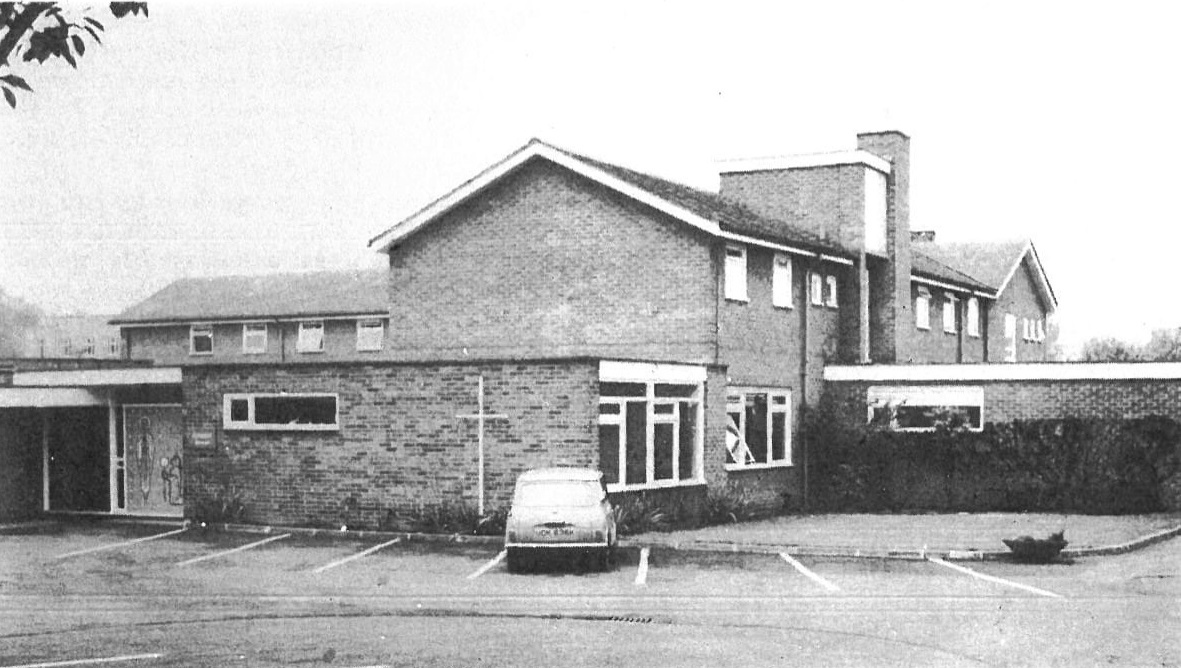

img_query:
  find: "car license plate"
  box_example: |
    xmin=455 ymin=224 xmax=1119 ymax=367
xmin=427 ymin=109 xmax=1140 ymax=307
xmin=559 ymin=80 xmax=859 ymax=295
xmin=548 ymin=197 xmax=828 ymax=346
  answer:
xmin=535 ymin=527 xmax=575 ymax=536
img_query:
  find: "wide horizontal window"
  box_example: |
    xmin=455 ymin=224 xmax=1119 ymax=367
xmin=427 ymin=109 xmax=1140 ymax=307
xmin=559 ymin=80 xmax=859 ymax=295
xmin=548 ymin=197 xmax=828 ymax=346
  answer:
xmin=867 ymin=386 xmax=983 ymax=432
xmin=726 ymin=388 xmax=791 ymax=468
xmin=223 ymin=393 xmax=339 ymax=431
xmin=598 ymin=370 xmax=703 ymax=491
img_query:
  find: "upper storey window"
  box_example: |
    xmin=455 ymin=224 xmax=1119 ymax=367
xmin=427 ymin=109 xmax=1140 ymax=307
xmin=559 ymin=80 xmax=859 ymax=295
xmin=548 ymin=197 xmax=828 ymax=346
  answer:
xmin=825 ymin=275 xmax=839 ymax=308
xmin=943 ymin=296 xmax=957 ymax=334
xmin=297 ymin=320 xmax=325 ymax=353
xmin=190 ymin=325 xmax=213 ymax=355
xmin=772 ymin=253 xmax=792 ymax=308
xmin=724 ymin=244 xmax=748 ymax=301
xmin=967 ymin=298 xmax=981 ymax=337
xmin=915 ymin=289 xmax=931 ymax=330
xmin=356 ymin=319 xmax=384 ymax=351
xmin=242 ymin=323 xmax=267 ymax=354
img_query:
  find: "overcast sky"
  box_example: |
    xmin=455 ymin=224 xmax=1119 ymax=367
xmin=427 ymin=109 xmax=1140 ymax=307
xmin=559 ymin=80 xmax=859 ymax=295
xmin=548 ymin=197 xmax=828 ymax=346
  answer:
xmin=3 ymin=1 xmax=1179 ymax=354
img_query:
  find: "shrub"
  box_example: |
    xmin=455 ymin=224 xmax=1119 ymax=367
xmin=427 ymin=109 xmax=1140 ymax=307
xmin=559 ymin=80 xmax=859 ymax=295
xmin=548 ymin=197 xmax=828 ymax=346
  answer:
xmin=702 ymin=486 xmax=757 ymax=525
xmin=191 ymin=486 xmax=247 ymax=525
xmin=612 ymin=495 xmax=671 ymax=536
xmin=381 ymin=500 xmax=507 ymax=536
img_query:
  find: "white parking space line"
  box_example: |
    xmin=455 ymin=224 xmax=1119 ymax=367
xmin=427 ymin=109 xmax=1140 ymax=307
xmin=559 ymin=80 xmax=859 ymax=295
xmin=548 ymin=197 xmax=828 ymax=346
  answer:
xmin=779 ymin=552 xmax=841 ymax=592
xmin=3 ymin=653 xmax=163 ymax=667
xmin=467 ymin=550 xmax=506 ymax=579
xmin=176 ymin=533 xmax=291 ymax=567
xmin=312 ymin=538 xmax=402 ymax=574
xmin=52 ymin=528 xmax=188 ymax=560
xmin=927 ymin=557 xmax=1064 ymax=599
xmin=634 ymin=547 xmax=650 ymax=586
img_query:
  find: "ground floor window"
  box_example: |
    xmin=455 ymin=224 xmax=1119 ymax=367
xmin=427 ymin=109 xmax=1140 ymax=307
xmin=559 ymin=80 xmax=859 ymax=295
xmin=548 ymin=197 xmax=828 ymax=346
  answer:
xmin=867 ymin=386 xmax=984 ymax=431
xmin=597 ymin=362 xmax=704 ymax=491
xmin=726 ymin=388 xmax=791 ymax=468
xmin=223 ymin=393 xmax=339 ymax=431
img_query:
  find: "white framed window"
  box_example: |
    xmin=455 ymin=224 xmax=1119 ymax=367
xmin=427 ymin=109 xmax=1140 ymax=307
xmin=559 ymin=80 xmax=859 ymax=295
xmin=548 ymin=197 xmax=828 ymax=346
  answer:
xmin=223 ymin=393 xmax=339 ymax=431
xmin=297 ymin=320 xmax=325 ymax=353
xmin=61 ymin=338 xmax=73 ymax=356
xmin=1023 ymin=318 xmax=1032 ymax=342
xmin=915 ymin=290 xmax=931 ymax=330
xmin=190 ymin=325 xmax=213 ymax=355
xmin=825 ymin=275 xmax=838 ymax=308
xmin=724 ymin=244 xmax=748 ymax=301
xmin=943 ymin=296 xmax=957 ymax=334
xmin=967 ymin=298 xmax=980 ymax=337
xmin=356 ymin=319 xmax=384 ymax=351
xmin=725 ymin=388 xmax=792 ymax=469
xmin=772 ymin=253 xmax=792 ymax=308
xmin=810 ymin=273 xmax=823 ymax=305
xmin=242 ymin=323 xmax=268 ymax=354
xmin=867 ymin=386 xmax=984 ymax=432
xmin=82 ymin=337 xmax=95 ymax=356
xmin=106 ymin=336 xmax=120 ymax=356
xmin=1035 ymin=319 xmax=1046 ymax=342
xmin=597 ymin=363 xmax=704 ymax=491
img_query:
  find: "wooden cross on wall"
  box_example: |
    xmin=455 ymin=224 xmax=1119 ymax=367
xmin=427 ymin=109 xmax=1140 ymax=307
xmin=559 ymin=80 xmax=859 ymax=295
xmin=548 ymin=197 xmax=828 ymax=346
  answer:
xmin=455 ymin=374 xmax=508 ymax=515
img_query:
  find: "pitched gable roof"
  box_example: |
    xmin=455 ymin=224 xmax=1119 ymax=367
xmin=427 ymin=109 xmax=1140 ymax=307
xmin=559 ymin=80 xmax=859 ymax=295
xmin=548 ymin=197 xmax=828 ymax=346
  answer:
xmin=910 ymin=250 xmax=994 ymax=293
xmin=368 ymin=139 xmax=853 ymax=265
xmin=916 ymin=239 xmax=1058 ymax=311
xmin=111 ymin=269 xmax=388 ymax=325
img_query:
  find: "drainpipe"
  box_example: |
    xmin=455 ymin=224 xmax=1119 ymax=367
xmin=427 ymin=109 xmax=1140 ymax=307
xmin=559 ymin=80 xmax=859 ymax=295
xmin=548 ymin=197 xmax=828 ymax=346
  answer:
xmin=799 ymin=268 xmax=810 ymax=512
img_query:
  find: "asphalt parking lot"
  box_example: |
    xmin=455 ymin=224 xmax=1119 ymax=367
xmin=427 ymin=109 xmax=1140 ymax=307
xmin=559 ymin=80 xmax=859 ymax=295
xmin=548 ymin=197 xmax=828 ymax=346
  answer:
xmin=1 ymin=522 xmax=1179 ymax=667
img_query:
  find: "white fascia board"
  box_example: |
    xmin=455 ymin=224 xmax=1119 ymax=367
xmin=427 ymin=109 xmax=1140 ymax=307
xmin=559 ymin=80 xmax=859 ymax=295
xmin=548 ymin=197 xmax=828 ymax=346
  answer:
xmin=599 ymin=360 xmax=707 ymax=384
xmin=911 ymin=275 xmax=995 ymax=299
xmin=717 ymin=150 xmax=892 ymax=176
xmin=716 ymin=230 xmax=852 ymax=265
xmin=13 ymin=367 xmax=183 ymax=387
xmin=117 ymin=313 xmax=388 ymax=328
xmin=825 ymin=362 xmax=1181 ymax=382
xmin=0 ymin=387 xmax=105 ymax=407
xmin=370 ymin=141 xmax=722 ymax=252
xmin=993 ymin=241 xmax=1057 ymax=313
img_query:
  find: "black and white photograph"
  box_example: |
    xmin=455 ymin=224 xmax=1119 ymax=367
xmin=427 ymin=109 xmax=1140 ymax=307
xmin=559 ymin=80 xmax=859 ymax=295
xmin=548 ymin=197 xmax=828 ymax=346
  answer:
xmin=2 ymin=1 xmax=1180 ymax=666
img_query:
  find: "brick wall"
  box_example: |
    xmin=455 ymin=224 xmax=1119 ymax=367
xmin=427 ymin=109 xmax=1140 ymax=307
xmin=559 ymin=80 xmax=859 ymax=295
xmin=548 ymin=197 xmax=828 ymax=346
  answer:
xmin=125 ymin=319 xmax=387 ymax=366
xmin=183 ymin=361 xmax=599 ymax=528
xmin=987 ymin=257 xmax=1053 ymax=362
xmin=719 ymin=164 xmax=865 ymax=251
xmin=386 ymin=159 xmax=716 ymax=364
xmin=0 ymin=409 xmax=43 ymax=521
xmin=901 ymin=284 xmax=986 ymax=363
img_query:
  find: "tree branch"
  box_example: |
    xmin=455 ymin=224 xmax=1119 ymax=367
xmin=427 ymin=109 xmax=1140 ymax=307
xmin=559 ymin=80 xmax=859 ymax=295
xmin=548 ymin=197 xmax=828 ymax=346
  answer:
xmin=0 ymin=2 xmax=54 ymax=67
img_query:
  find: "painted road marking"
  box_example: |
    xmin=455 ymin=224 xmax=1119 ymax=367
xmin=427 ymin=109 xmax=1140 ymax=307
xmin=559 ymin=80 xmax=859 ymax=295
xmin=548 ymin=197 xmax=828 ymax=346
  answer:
xmin=3 ymin=653 xmax=162 ymax=667
xmin=927 ymin=557 xmax=1064 ymax=599
xmin=634 ymin=547 xmax=650 ymax=586
xmin=467 ymin=550 xmax=507 ymax=580
xmin=177 ymin=533 xmax=291 ymax=567
xmin=53 ymin=528 xmax=188 ymax=560
xmin=312 ymin=538 xmax=402 ymax=574
xmin=779 ymin=552 xmax=841 ymax=592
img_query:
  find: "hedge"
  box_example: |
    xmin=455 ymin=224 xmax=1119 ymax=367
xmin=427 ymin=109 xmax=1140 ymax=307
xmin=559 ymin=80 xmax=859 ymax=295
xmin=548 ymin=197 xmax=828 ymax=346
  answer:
xmin=806 ymin=394 xmax=1181 ymax=514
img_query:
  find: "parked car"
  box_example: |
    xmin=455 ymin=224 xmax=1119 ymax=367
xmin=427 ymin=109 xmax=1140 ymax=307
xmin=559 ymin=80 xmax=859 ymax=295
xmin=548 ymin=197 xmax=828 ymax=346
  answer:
xmin=504 ymin=467 xmax=617 ymax=572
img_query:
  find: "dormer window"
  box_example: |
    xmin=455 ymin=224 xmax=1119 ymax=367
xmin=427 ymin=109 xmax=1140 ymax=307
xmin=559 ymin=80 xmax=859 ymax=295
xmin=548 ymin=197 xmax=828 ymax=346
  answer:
xmin=724 ymin=244 xmax=748 ymax=301
xmin=915 ymin=289 xmax=931 ymax=330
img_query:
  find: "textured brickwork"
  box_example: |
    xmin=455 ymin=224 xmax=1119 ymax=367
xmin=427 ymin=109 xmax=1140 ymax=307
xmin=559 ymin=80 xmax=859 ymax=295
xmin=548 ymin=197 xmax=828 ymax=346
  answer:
xmin=719 ymin=164 xmax=865 ymax=251
xmin=826 ymin=377 xmax=1181 ymax=424
xmin=858 ymin=132 xmax=912 ymax=365
xmin=987 ymin=257 xmax=1053 ymax=363
xmin=902 ymin=284 xmax=986 ymax=363
xmin=183 ymin=361 xmax=598 ymax=528
xmin=386 ymin=159 xmax=716 ymax=364
xmin=0 ymin=409 xmax=43 ymax=521
xmin=126 ymin=319 xmax=387 ymax=366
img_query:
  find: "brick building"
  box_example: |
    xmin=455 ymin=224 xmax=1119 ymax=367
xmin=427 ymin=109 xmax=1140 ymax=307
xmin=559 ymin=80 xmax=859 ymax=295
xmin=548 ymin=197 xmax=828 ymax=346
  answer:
xmin=0 ymin=130 xmax=1065 ymax=525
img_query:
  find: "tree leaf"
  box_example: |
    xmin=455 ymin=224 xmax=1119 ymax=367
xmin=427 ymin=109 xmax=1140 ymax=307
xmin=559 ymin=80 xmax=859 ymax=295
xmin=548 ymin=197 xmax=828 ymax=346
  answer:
xmin=85 ymin=16 xmax=106 ymax=31
xmin=71 ymin=35 xmax=85 ymax=56
xmin=84 ymin=26 xmax=102 ymax=44
xmin=62 ymin=48 xmax=77 ymax=68
xmin=3 ymin=87 xmax=15 ymax=109
xmin=0 ymin=74 xmax=32 ymax=92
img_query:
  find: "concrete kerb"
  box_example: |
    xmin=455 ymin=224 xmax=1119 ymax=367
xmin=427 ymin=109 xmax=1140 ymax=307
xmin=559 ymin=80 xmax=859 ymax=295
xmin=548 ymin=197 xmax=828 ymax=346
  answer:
xmin=39 ymin=518 xmax=1181 ymax=562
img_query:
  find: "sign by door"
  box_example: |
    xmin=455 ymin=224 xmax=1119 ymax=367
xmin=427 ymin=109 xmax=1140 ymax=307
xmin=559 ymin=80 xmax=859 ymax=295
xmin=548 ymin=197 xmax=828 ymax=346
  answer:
xmin=122 ymin=405 xmax=184 ymax=516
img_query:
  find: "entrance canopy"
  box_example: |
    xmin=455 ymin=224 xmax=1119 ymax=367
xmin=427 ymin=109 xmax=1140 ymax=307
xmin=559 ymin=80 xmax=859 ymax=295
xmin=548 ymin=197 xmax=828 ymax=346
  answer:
xmin=0 ymin=387 xmax=105 ymax=407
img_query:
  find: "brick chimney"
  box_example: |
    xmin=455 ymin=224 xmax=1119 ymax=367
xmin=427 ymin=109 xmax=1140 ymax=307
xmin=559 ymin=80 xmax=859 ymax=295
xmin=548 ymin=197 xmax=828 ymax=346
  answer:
xmin=857 ymin=131 xmax=911 ymax=363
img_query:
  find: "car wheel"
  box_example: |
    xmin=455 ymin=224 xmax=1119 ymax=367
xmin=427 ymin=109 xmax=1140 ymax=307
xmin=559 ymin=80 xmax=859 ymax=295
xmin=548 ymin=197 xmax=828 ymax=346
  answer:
xmin=506 ymin=548 xmax=526 ymax=573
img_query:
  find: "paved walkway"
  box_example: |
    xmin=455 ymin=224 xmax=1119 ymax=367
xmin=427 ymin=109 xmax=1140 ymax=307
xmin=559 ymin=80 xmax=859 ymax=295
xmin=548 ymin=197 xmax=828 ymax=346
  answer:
xmin=623 ymin=512 xmax=1181 ymax=559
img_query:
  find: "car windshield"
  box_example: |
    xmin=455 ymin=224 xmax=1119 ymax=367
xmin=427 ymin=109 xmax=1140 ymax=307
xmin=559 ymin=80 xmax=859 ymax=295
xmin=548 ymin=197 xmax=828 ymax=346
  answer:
xmin=514 ymin=481 xmax=603 ymax=507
